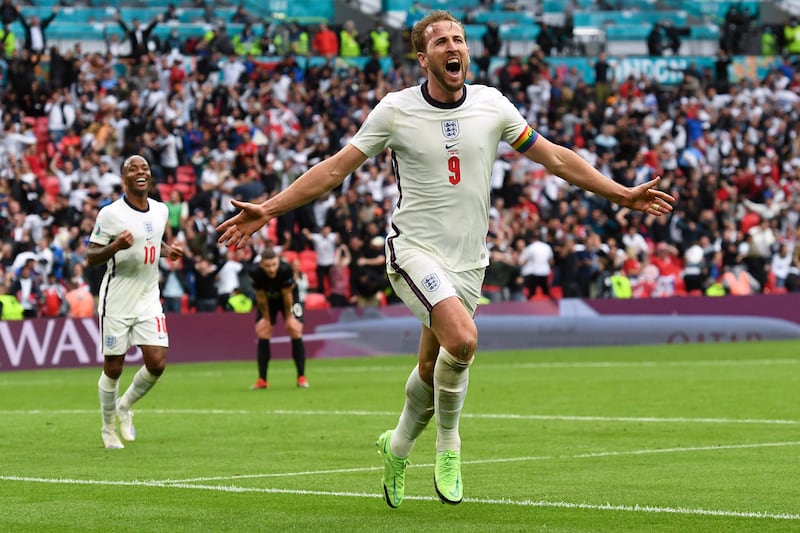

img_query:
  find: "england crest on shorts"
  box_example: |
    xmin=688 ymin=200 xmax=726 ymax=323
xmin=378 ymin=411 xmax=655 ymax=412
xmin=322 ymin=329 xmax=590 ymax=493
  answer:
xmin=105 ymin=335 xmax=116 ymax=349
xmin=441 ymin=120 xmax=459 ymax=140
xmin=422 ymin=273 xmax=440 ymax=292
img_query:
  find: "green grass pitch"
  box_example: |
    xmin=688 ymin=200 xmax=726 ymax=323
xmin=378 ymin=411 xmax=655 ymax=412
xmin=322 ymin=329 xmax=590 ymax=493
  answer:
xmin=1 ymin=340 xmax=799 ymax=532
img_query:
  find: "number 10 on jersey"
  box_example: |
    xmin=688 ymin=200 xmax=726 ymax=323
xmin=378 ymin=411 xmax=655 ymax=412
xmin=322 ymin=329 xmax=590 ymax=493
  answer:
xmin=144 ymin=244 xmax=157 ymax=264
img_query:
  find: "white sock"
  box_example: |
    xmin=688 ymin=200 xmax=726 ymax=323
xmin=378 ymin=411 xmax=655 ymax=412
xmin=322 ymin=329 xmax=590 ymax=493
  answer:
xmin=98 ymin=372 xmax=119 ymax=427
xmin=118 ymin=366 xmax=159 ymax=411
xmin=390 ymin=364 xmax=434 ymax=458
xmin=433 ymin=348 xmax=473 ymax=453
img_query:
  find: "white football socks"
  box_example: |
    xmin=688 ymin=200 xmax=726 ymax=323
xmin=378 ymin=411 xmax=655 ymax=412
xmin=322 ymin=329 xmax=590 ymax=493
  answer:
xmin=118 ymin=366 xmax=159 ymax=411
xmin=433 ymin=348 xmax=473 ymax=453
xmin=98 ymin=371 xmax=119 ymax=427
xmin=390 ymin=364 xmax=434 ymax=458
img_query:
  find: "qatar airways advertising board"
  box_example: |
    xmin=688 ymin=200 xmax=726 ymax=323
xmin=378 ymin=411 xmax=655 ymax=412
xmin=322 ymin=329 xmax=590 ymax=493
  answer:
xmin=2 ymin=294 xmax=800 ymax=371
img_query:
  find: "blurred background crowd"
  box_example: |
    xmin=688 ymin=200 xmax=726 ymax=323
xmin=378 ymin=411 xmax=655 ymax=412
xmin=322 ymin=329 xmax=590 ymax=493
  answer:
xmin=2 ymin=0 xmax=800 ymax=320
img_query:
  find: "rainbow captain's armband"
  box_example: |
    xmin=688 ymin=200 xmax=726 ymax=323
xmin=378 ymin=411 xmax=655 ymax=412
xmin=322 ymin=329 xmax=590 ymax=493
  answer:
xmin=511 ymin=126 xmax=538 ymax=153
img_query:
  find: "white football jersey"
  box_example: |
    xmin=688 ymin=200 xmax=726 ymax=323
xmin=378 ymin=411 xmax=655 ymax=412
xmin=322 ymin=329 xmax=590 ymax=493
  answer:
xmin=90 ymin=196 xmax=169 ymax=318
xmin=350 ymin=82 xmax=538 ymax=271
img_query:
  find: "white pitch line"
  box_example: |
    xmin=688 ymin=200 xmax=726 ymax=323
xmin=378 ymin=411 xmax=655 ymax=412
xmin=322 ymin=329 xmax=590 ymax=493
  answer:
xmin=162 ymin=440 xmax=800 ymax=483
xmin=1 ymin=357 xmax=797 ymax=385
xmin=168 ymin=358 xmax=800 ymax=377
xmin=2 ymin=408 xmax=797 ymax=426
xmin=0 ymin=475 xmax=798 ymax=521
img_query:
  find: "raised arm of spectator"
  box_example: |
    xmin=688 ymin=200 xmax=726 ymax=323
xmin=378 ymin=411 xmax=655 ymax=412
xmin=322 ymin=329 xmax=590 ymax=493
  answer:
xmin=42 ymin=5 xmax=59 ymax=29
xmin=115 ymin=11 xmax=130 ymax=34
xmin=48 ymin=152 xmax=61 ymax=175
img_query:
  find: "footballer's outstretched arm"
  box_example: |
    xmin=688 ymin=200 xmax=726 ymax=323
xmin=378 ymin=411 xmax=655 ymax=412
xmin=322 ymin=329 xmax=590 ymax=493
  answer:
xmin=217 ymin=145 xmax=369 ymax=248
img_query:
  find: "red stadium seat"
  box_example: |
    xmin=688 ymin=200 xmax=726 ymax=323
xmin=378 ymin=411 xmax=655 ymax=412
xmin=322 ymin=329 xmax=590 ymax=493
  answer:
xmin=304 ymin=292 xmax=330 ymax=310
xmin=299 ymin=249 xmax=317 ymax=265
xmin=41 ymin=175 xmax=61 ymax=198
xmin=176 ymin=165 xmax=196 ymax=184
xmin=156 ymin=183 xmax=174 ymax=201
xmin=281 ymin=250 xmax=299 ymax=264
xmin=302 ymin=263 xmax=319 ymax=291
xmin=173 ymin=182 xmax=195 ymax=199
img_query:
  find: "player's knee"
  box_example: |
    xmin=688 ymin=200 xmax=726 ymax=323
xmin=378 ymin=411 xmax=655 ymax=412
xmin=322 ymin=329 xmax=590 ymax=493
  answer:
xmin=147 ymin=360 xmax=166 ymax=377
xmin=104 ymin=366 xmax=123 ymax=380
xmin=144 ymin=349 xmax=167 ymax=376
xmin=444 ymin=326 xmax=478 ymax=361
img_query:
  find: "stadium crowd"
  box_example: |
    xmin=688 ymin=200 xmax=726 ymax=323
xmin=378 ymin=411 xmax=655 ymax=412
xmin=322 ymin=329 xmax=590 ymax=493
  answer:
xmin=2 ymin=4 xmax=800 ymax=320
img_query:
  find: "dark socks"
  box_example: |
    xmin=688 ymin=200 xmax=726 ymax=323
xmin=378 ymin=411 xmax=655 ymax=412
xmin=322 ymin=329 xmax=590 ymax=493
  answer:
xmin=291 ymin=338 xmax=306 ymax=377
xmin=257 ymin=339 xmax=271 ymax=380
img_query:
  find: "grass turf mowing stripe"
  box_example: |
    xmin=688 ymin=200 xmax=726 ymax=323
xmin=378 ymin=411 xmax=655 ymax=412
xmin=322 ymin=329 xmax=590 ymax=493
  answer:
xmin=2 ymin=408 xmax=798 ymax=425
xmin=1 ymin=475 xmax=798 ymax=521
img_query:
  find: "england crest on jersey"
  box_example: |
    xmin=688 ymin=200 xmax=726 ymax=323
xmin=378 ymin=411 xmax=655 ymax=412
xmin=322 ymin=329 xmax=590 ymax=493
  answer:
xmin=144 ymin=220 xmax=153 ymax=238
xmin=441 ymin=120 xmax=459 ymax=140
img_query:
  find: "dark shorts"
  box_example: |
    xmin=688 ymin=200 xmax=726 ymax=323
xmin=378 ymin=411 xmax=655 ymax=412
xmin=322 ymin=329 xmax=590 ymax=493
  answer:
xmin=256 ymin=299 xmax=304 ymax=325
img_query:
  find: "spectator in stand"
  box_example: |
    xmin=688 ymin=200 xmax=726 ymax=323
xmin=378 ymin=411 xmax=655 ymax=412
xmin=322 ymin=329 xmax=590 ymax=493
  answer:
xmin=518 ymin=227 xmax=554 ymax=298
xmin=160 ymin=243 xmax=190 ymax=314
xmin=189 ymin=254 xmax=219 ymax=312
xmin=291 ymin=257 xmax=309 ymax=306
xmin=681 ymin=238 xmax=707 ymax=293
xmin=482 ymin=21 xmax=502 ymax=57
xmin=17 ymin=4 xmax=59 ymax=58
xmin=40 ymin=271 xmax=68 ymax=318
xmin=115 ymin=10 xmax=163 ymax=65
xmin=770 ymin=242 xmax=793 ymax=290
xmin=302 ymin=225 xmax=337 ymax=294
xmin=8 ymin=258 xmax=42 ymax=318
xmin=785 ymin=246 xmax=800 ymax=292
xmin=369 ymin=20 xmax=391 ymax=58
xmin=216 ymin=247 xmax=243 ymax=309
xmin=312 ymin=22 xmax=339 ymax=58
xmin=745 ymin=217 xmax=776 ymax=291
xmin=0 ymin=279 xmax=23 ymax=320
xmin=339 ymin=20 xmax=361 ymax=58
xmin=328 ymin=242 xmax=352 ymax=307
xmin=350 ymin=234 xmax=387 ymax=308
xmin=65 ymin=277 xmax=95 ymax=318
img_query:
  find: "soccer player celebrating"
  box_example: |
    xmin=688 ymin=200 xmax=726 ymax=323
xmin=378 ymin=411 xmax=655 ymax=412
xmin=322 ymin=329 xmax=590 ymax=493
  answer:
xmin=217 ymin=11 xmax=674 ymax=506
xmin=249 ymin=247 xmax=309 ymax=390
xmin=88 ymin=155 xmax=182 ymax=449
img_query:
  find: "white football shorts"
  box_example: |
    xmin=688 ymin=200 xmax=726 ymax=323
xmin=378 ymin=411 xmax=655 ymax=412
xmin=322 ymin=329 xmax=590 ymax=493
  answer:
xmin=387 ymin=241 xmax=484 ymax=327
xmin=100 ymin=314 xmax=169 ymax=356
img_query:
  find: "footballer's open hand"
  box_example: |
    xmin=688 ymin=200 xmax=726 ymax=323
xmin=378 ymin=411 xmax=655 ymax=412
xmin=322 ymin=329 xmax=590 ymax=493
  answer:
xmin=626 ymin=176 xmax=676 ymax=216
xmin=216 ymin=200 xmax=270 ymax=249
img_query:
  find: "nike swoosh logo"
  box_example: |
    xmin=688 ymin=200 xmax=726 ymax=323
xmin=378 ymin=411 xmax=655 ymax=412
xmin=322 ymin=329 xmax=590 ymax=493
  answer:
xmin=450 ymin=477 xmax=461 ymax=498
xmin=445 ymin=143 xmax=459 ymax=149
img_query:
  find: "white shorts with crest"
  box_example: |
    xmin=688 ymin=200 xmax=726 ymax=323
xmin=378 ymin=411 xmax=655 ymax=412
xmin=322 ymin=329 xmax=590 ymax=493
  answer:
xmin=100 ymin=313 xmax=169 ymax=356
xmin=387 ymin=238 xmax=484 ymax=328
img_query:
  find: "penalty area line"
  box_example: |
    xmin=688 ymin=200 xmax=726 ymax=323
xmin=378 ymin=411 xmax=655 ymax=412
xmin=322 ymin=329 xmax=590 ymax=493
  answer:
xmin=0 ymin=475 xmax=798 ymax=521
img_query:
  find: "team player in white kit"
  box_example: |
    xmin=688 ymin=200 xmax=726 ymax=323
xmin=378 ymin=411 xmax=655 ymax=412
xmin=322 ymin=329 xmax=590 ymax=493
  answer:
xmin=88 ymin=155 xmax=183 ymax=449
xmin=217 ymin=10 xmax=675 ymax=507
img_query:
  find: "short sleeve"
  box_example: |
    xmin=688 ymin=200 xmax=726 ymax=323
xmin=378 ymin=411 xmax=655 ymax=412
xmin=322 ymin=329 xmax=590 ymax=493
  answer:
xmin=349 ymin=97 xmax=395 ymax=158
xmin=88 ymin=205 xmax=115 ymax=246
